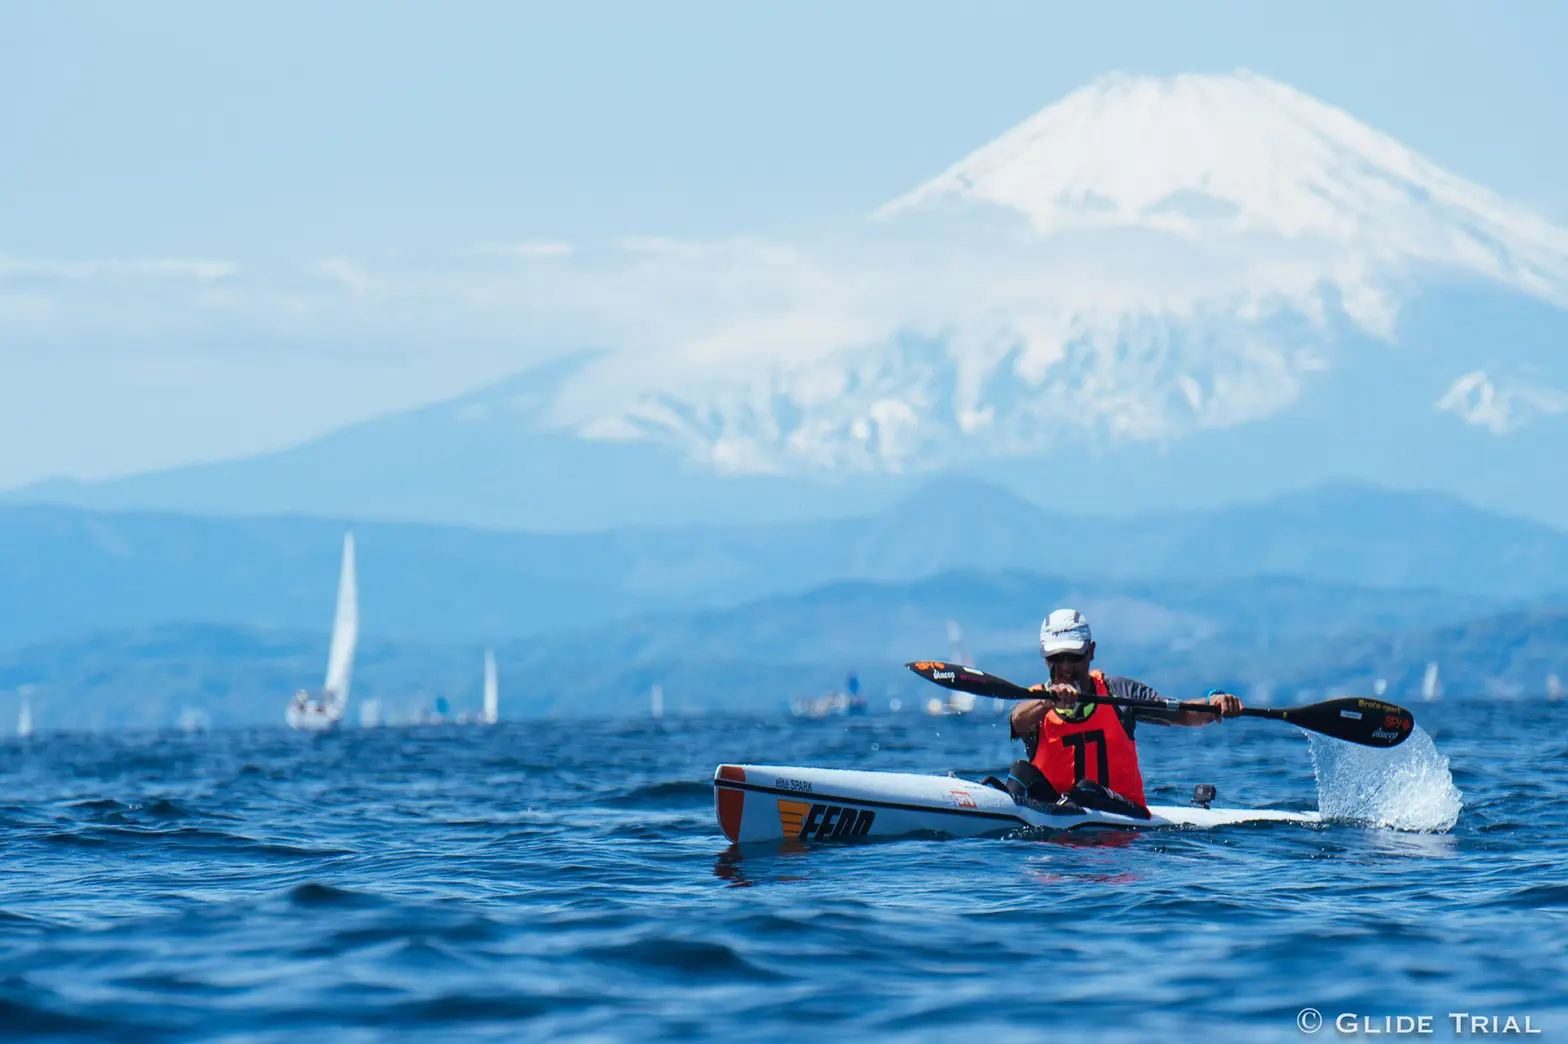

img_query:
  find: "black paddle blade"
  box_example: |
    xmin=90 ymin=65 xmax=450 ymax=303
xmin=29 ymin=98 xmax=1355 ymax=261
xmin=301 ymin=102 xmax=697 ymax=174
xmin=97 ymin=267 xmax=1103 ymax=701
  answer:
xmin=905 ymin=661 xmax=1033 ymax=701
xmin=1279 ymin=697 xmax=1415 ymax=748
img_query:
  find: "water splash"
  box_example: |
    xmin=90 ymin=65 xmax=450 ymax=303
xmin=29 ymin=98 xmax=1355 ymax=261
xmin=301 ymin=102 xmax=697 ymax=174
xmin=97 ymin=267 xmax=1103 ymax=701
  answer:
xmin=1308 ymin=726 xmax=1463 ymax=833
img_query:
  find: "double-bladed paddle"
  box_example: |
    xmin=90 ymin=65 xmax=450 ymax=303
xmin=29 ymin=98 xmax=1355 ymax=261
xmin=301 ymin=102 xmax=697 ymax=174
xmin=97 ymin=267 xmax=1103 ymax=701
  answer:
xmin=906 ymin=660 xmax=1415 ymax=748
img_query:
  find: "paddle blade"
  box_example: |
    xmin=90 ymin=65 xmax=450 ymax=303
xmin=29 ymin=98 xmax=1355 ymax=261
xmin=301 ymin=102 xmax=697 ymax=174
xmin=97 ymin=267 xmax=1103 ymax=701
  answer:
xmin=1280 ymin=697 xmax=1415 ymax=748
xmin=905 ymin=661 xmax=1033 ymax=701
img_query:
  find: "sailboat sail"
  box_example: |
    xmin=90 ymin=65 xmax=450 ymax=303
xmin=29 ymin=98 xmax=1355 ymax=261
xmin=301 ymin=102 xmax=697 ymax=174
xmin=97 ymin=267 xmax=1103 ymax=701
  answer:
xmin=944 ymin=619 xmax=976 ymax=714
xmin=17 ymin=688 xmax=33 ymax=739
xmin=650 ymin=684 xmax=664 ymax=719
xmin=946 ymin=620 xmax=967 ymax=665
xmin=482 ymin=649 xmax=499 ymax=724
xmin=322 ymin=533 xmax=358 ymax=715
xmin=1421 ymin=662 xmax=1442 ymax=702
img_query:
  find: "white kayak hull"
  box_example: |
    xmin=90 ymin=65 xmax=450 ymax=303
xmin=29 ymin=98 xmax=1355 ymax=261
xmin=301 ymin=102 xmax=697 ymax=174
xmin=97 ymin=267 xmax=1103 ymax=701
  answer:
xmin=714 ymin=764 xmax=1320 ymax=844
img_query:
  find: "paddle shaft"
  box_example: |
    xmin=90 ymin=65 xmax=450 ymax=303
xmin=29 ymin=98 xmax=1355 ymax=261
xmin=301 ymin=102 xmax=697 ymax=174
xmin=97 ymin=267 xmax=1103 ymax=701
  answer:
xmin=905 ymin=660 xmax=1415 ymax=748
xmin=1020 ymin=690 xmax=1401 ymax=738
xmin=958 ymin=671 xmax=1240 ymax=718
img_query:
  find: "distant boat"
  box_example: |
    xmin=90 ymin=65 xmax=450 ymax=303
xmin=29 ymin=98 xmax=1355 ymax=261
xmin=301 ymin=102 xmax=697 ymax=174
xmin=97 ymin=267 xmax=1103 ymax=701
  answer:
xmin=287 ymin=532 xmax=358 ymax=732
xmin=177 ymin=708 xmax=211 ymax=733
xmin=1549 ymin=674 xmax=1564 ymax=702
xmin=650 ymin=683 xmax=664 ymax=720
xmin=789 ymin=672 xmax=866 ymax=719
xmin=481 ymin=649 xmax=499 ymax=725
xmin=359 ymin=699 xmax=382 ymax=728
xmin=845 ymin=672 xmax=867 ymax=716
xmin=17 ymin=685 xmax=33 ymax=739
xmin=1421 ymin=662 xmax=1442 ymax=703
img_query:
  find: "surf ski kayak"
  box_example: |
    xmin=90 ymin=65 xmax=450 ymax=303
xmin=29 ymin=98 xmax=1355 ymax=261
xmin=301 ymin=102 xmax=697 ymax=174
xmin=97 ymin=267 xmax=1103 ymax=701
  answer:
xmin=714 ymin=764 xmax=1321 ymax=843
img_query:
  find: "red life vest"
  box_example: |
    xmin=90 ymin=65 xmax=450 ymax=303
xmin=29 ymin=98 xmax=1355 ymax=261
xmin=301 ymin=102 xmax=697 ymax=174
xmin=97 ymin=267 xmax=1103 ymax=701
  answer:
xmin=1030 ymin=670 xmax=1147 ymax=807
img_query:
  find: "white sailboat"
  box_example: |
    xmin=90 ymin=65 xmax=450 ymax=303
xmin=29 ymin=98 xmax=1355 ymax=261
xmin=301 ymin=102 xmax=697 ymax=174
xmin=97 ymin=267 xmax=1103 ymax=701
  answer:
xmin=650 ymin=683 xmax=664 ymax=720
xmin=287 ymin=532 xmax=358 ymax=732
xmin=17 ymin=685 xmax=34 ymax=739
xmin=928 ymin=620 xmax=977 ymax=716
xmin=1547 ymin=674 xmax=1564 ymax=702
xmin=480 ymin=649 xmax=499 ymax=725
xmin=1421 ymin=662 xmax=1443 ymax=703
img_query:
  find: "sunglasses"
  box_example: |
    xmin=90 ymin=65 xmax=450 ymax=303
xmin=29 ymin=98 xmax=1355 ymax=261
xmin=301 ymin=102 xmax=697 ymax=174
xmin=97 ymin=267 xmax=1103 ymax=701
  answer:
xmin=1045 ymin=651 xmax=1089 ymax=666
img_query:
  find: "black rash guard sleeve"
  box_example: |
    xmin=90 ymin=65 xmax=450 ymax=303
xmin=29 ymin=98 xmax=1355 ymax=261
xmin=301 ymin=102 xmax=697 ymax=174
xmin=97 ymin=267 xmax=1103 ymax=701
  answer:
xmin=1100 ymin=675 xmax=1185 ymax=739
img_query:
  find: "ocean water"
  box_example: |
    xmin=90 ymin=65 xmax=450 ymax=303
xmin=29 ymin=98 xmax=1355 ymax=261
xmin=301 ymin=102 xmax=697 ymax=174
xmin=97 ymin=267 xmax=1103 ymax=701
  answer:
xmin=1 ymin=700 xmax=1563 ymax=1043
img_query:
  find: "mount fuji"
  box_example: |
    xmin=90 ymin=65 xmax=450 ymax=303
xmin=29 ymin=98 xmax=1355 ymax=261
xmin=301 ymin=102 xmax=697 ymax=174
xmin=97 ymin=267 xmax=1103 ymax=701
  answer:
xmin=11 ymin=71 xmax=1568 ymax=530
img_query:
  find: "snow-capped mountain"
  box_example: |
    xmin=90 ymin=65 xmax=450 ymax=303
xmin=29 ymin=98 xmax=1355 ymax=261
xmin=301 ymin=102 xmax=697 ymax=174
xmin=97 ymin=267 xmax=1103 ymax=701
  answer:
xmin=11 ymin=71 xmax=1568 ymax=530
xmin=525 ymin=70 xmax=1568 ymax=478
xmin=876 ymin=71 xmax=1567 ymax=290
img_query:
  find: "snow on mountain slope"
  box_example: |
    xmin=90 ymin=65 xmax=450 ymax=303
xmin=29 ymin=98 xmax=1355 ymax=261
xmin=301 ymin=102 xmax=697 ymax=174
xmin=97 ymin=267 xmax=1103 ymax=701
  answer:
xmin=525 ymin=71 xmax=1568 ymax=475
xmin=876 ymin=71 xmax=1568 ymax=299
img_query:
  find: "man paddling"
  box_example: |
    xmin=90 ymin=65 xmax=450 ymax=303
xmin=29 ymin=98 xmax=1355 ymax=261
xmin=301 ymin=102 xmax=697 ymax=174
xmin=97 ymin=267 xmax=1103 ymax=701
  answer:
xmin=1005 ymin=608 xmax=1242 ymax=818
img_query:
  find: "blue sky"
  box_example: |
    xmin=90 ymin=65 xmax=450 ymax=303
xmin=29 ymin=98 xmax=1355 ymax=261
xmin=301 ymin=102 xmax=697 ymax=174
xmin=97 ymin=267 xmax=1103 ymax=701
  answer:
xmin=6 ymin=0 xmax=1566 ymax=255
xmin=2 ymin=0 xmax=1566 ymax=485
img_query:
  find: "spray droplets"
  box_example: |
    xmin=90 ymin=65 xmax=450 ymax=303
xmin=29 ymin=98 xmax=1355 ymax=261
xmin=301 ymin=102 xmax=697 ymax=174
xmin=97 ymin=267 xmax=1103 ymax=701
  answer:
xmin=1309 ymin=725 xmax=1463 ymax=833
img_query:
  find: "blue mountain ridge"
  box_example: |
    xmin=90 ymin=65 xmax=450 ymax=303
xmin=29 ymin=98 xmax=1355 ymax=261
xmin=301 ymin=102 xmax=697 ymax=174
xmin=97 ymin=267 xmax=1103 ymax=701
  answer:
xmin=3 ymin=566 xmax=1563 ymax=732
xmin=2 ymin=479 xmax=1567 ymax=654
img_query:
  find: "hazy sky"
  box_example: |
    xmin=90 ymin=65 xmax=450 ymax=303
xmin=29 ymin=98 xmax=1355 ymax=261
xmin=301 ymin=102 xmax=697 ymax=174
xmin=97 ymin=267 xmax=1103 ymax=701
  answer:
xmin=2 ymin=0 xmax=1565 ymax=485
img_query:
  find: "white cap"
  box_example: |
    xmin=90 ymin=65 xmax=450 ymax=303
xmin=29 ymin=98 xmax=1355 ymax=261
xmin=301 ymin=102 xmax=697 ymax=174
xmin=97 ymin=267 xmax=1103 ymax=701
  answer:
xmin=1039 ymin=608 xmax=1093 ymax=657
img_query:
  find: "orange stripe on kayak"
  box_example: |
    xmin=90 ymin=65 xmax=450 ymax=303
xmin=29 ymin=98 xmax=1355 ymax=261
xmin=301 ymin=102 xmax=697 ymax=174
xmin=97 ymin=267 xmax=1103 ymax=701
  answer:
xmin=716 ymin=765 xmax=746 ymax=842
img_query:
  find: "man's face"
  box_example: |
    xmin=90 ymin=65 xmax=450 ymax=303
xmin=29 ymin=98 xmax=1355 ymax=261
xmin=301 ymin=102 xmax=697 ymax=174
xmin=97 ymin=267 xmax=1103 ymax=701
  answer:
xmin=1046 ymin=644 xmax=1094 ymax=685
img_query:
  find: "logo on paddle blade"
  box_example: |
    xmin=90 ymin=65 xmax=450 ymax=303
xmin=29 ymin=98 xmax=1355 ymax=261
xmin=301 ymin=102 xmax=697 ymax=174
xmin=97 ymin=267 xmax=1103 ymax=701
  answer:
xmin=911 ymin=662 xmax=945 ymax=672
xmin=778 ymin=799 xmax=875 ymax=841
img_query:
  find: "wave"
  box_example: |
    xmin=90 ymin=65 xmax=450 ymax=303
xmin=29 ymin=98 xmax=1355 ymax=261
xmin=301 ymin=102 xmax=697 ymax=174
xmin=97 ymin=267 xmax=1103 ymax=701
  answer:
xmin=602 ymin=780 xmax=714 ymax=807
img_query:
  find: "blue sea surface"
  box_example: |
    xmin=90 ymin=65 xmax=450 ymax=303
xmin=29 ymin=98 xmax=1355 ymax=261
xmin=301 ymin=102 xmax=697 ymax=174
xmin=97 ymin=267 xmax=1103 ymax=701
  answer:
xmin=1 ymin=701 xmax=1563 ymax=1042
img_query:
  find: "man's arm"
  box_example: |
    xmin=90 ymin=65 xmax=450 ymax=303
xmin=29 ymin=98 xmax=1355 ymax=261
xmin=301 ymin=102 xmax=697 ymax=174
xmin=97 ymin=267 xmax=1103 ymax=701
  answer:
xmin=1103 ymin=676 xmax=1181 ymax=727
xmin=1008 ymin=695 xmax=1053 ymax=759
xmin=1009 ymin=679 xmax=1244 ymax=753
xmin=1104 ymin=677 xmax=1243 ymax=727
